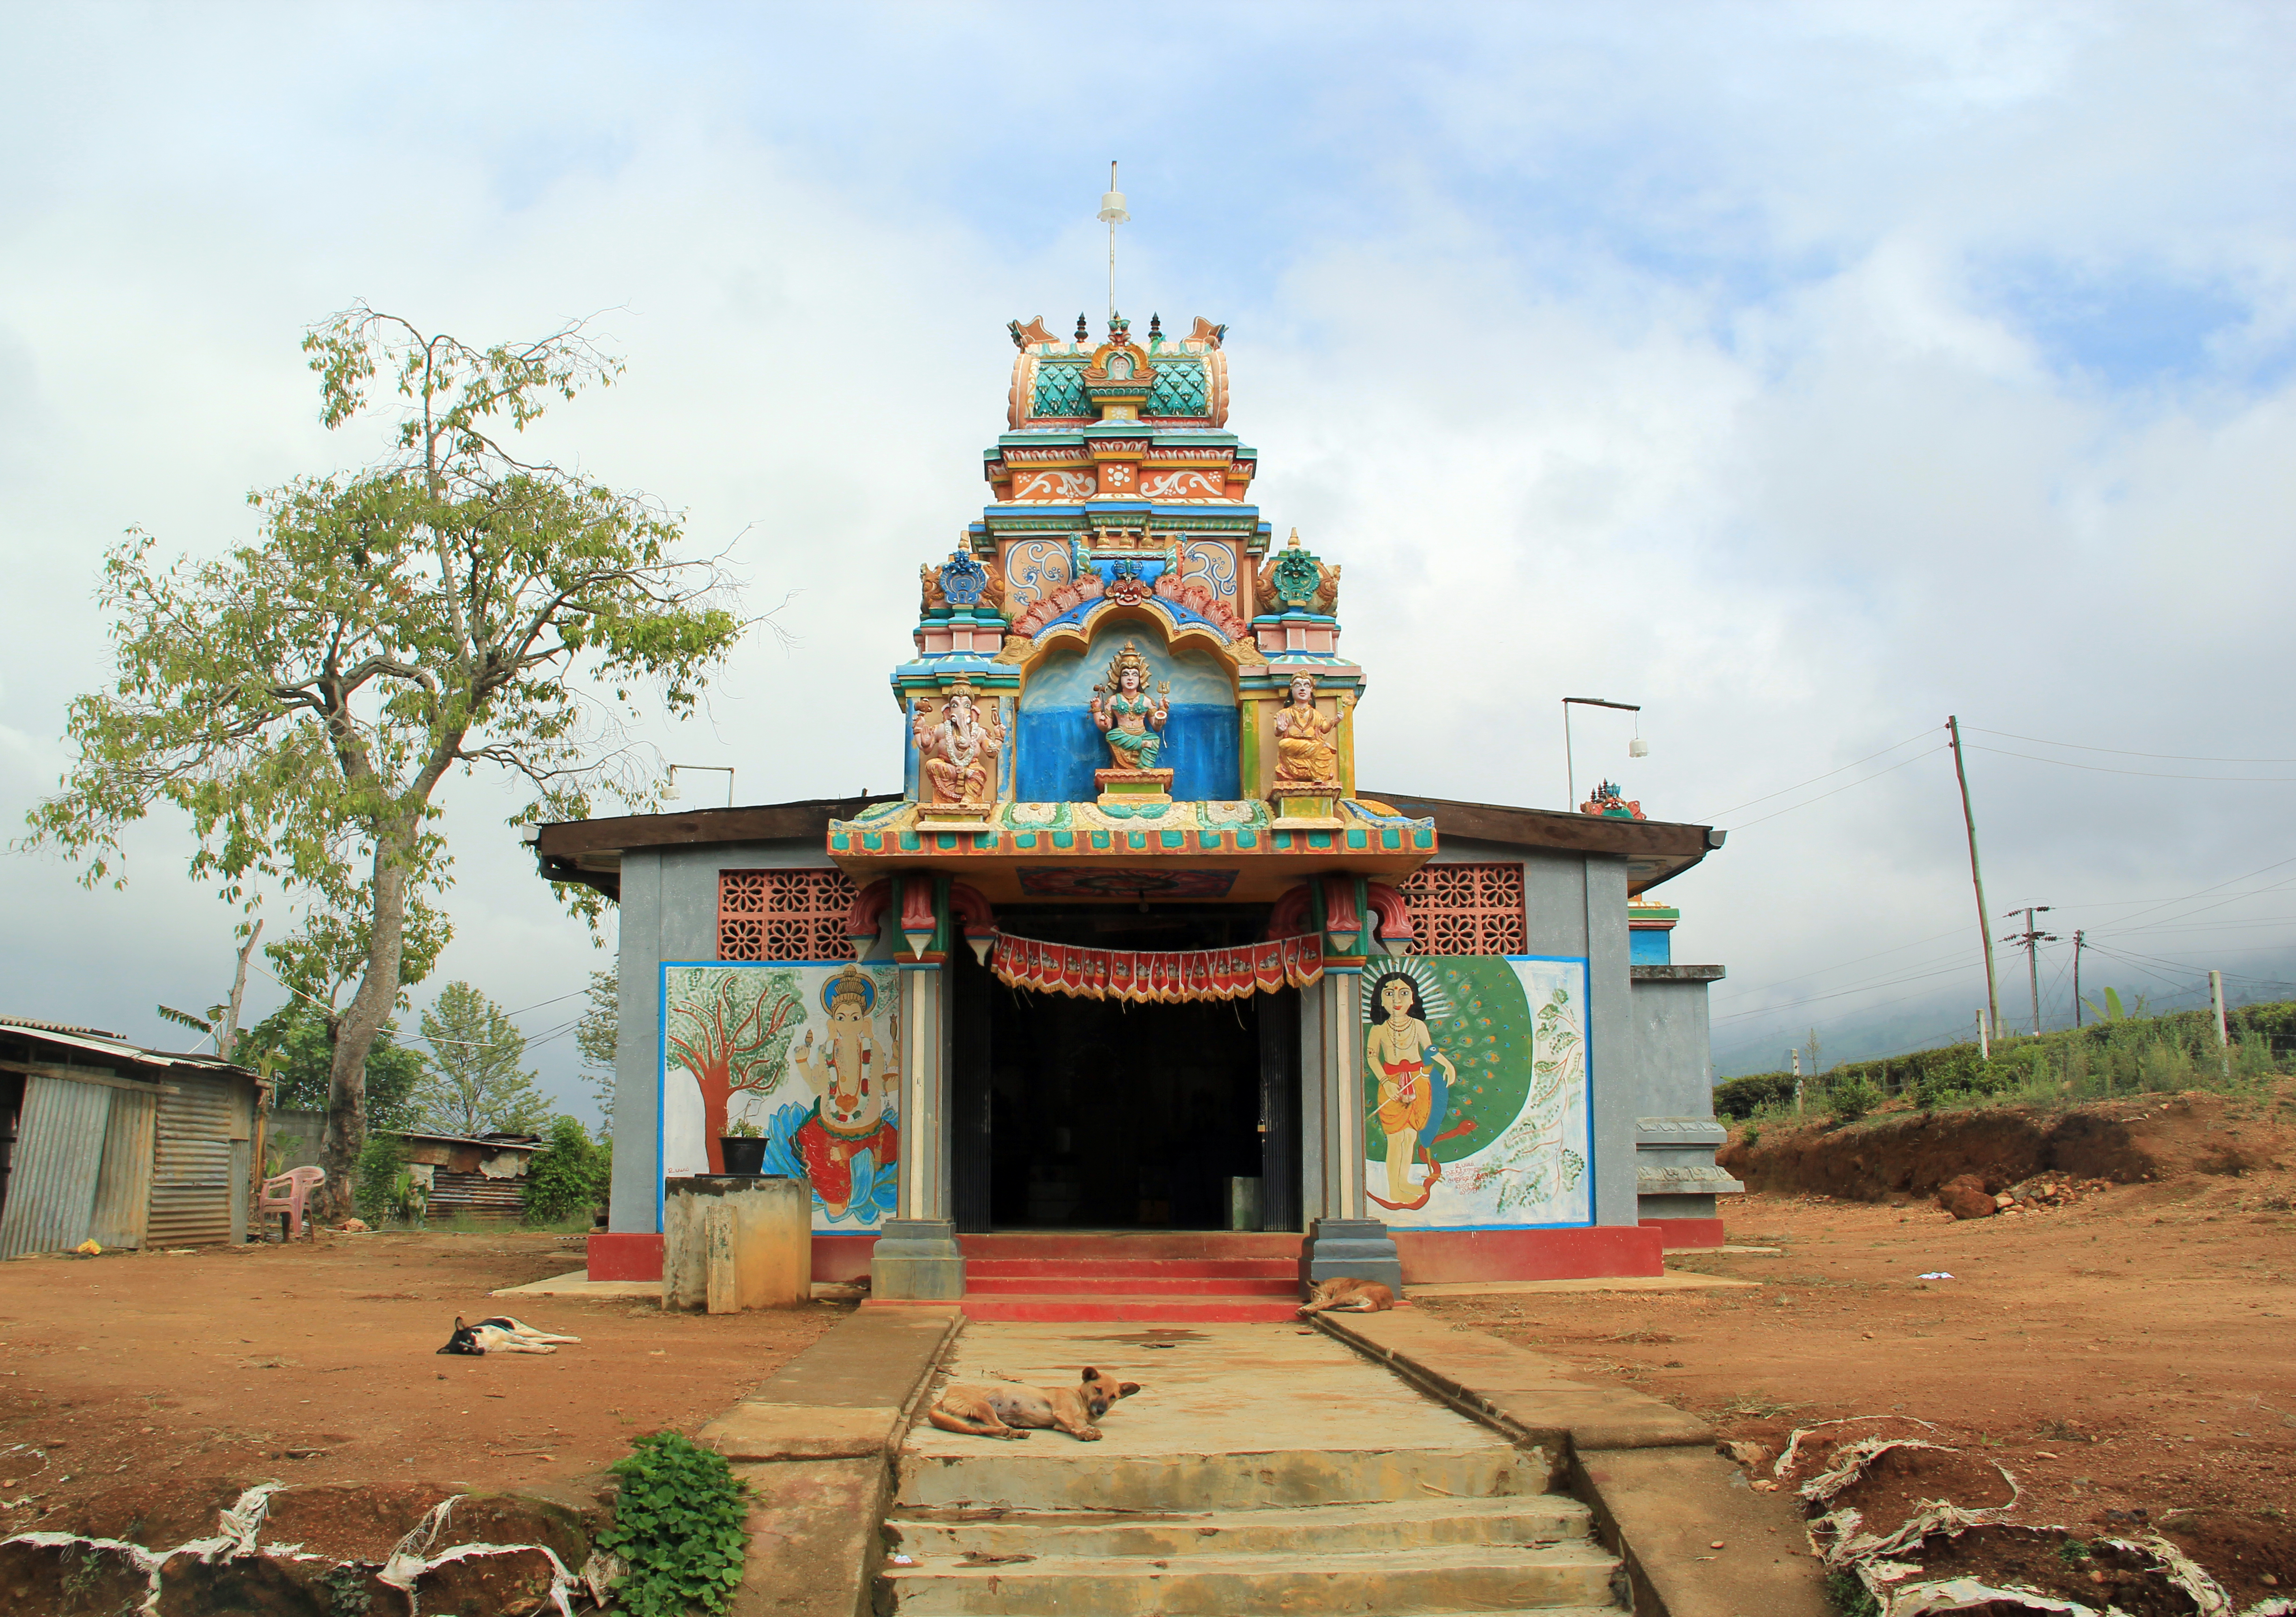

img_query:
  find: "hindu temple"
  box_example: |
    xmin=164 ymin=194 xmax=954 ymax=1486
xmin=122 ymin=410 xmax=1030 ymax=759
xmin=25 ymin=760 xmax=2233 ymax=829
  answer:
xmin=533 ymin=309 xmax=1741 ymax=1316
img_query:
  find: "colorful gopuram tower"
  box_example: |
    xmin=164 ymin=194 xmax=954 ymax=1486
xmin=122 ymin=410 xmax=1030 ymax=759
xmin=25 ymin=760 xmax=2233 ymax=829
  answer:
xmin=538 ymin=309 xmax=1738 ymax=1314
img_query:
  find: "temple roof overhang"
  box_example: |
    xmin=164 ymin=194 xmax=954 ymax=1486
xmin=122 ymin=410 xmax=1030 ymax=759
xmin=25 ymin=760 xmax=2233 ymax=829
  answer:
xmin=527 ymin=791 xmax=1718 ymax=905
xmin=821 ymin=797 xmax=1437 ymax=904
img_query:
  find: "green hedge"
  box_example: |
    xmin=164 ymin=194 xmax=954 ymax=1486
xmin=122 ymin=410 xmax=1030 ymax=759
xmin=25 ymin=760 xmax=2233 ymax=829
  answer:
xmin=1713 ymin=1000 xmax=2294 ymax=1118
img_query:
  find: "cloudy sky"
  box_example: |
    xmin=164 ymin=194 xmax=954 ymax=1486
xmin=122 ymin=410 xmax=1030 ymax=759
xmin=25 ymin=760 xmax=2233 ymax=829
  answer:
xmin=4 ymin=2 xmax=2293 ymax=1114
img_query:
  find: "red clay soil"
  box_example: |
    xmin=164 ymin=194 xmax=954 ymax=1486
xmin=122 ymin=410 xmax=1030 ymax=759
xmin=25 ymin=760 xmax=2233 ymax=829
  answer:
xmin=1420 ymin=1083 xmax=2296 ymax=1609
xmin=0 ymin=1231 xmax=839 ymax=1537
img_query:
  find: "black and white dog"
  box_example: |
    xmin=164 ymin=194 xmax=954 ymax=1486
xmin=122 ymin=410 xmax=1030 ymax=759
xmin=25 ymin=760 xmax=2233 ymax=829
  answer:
xmin=436 ymin=1315 xmax=583 ymax=1355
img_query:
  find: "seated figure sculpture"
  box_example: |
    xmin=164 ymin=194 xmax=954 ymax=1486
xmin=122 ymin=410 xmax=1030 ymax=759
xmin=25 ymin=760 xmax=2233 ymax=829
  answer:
xmin=1272 ymin=673 xmax=1352 ymax=789
xmin=912 ymin=681 xmax=1003 ymax=808
xmin=1090 ymin=641 xmax=1170 ymax=771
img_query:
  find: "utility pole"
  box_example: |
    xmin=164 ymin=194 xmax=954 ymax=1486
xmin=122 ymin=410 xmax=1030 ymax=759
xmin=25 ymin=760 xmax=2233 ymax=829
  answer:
xmin=2211 ymin=969 xmax=2230 ymax=1081
xmin=2071 ymin=931 xmax=2085 ymax=1027
xmin=1946 ymin=716 xmax=2002 ymax=1040
xmin=2002 ymin=905 xmax=2057 ymax=1035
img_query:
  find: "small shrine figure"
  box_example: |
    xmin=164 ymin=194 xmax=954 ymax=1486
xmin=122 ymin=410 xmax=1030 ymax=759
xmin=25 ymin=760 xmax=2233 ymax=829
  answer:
xmin=1272 ymin=673 xmax=1354 ymax=789
xmin=1578 ymin=779 xmax=1645 ymax=820
xmin=912 ymin=681 xmax=1003 ymax=807
xmin=1090 ymin=641 xmax=1170 ymax=771
xmin=787 ymin=966 xmax=898 ymax=1220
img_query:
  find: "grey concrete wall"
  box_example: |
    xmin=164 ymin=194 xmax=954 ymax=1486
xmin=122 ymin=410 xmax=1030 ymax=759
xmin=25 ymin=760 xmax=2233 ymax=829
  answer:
xmin=609 ymin=838 xmax=838 ymax=1235
xmin=1627 ymin=978 xmax=1715 ymax=1117
xmin=1420 ymin=842 xmax=1634 ymax=1228
xmin=1628 ymin=974 xmax=1738 ymax=1217
xmin=1580 ymin=855 xmax=1638 ymax=1228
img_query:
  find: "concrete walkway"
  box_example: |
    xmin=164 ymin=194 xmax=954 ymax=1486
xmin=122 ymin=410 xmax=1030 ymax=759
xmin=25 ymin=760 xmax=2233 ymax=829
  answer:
xmin=884 ymin=1322 xmax=1619 ymax=1615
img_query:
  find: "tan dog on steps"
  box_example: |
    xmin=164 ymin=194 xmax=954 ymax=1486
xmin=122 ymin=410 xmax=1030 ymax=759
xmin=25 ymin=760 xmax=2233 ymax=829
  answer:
xmin=926 ymin=1367 xmax=1141 ymax=1441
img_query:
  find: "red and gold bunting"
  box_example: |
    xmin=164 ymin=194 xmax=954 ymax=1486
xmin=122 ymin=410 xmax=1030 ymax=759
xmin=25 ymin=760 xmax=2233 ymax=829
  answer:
xmin=990 ymin=933 xmax=1323 ymax=1002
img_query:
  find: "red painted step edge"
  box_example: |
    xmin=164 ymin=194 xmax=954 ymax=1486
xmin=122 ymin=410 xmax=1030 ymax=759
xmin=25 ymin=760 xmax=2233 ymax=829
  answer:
xmin=966 ymin=1275 xmax=1300 ymax=1297
xmin=963 ymin=1257 xmax=1295 ymax=1279
xmin=959 ymin=1295 xmax=1304 ymax=1324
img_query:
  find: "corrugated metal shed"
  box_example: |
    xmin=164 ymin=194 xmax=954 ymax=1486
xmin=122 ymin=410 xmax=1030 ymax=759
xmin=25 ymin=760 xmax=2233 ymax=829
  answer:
xmin=0 ymin=1078 xmax=112 ymax=1259
xmin=0 ymin=1019 xmax=260 ymax=1255
xmin=88 ymin=1085 xmax=157 ymax=1249
xmin=151 ymin=1075 xmax=237 ymax=1247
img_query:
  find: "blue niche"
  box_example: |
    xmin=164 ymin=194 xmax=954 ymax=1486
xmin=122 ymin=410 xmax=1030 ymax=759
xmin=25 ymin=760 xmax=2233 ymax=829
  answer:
xmin=1017 ymin=629 xmax=1238 ymax=803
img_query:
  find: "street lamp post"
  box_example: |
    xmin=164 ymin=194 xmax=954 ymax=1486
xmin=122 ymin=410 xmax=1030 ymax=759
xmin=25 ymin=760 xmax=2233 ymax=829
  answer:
xmin=1562 ymin=696 xmax=1643 ymax=808
xmin=664 ymin=764 xmax=735 ymax=807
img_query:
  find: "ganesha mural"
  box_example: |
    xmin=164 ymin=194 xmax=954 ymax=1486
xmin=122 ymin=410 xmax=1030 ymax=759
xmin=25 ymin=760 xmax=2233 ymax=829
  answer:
xmin=1361 ymin=955 xmax=1592 ymax=1229
xmin=661 ymin=961 xmax=902 ymax=1229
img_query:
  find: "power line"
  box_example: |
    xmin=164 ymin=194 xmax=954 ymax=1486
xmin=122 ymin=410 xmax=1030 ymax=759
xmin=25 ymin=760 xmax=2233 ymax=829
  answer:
xmin=1709 ymin=924 xmax=1968 ymax=1005
xmin=1693 ymin=728 xmax=1938 ymax=823
xmin=1966 ymin=744 xmax=2296 ymax=783
xmin=1728 ymin=745 xmax=1950 ymax=831
xmin=1965 ymin=726 xmax=2296 ymax=765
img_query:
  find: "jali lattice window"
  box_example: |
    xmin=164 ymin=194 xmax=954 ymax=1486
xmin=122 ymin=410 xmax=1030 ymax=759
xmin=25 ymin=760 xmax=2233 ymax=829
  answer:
xmin=719 ymin=869 xmax=858 ymax=962
xmin=1396 ymin=862 xmax=1526 ymax=956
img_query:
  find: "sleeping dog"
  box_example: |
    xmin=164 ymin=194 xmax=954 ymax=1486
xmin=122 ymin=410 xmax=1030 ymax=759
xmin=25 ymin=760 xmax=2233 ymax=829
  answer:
xmin=436 ymin=1315 xmax=583 ymax=1355
xmin=1298 ymin=1276 xmax=1396 ymax=1316
xmin=926 ymin=1367 xmax=1141 ymax=1442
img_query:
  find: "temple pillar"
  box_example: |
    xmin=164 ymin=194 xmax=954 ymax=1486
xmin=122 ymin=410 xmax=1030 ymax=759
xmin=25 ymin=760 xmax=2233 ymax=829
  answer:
xmin=1297 ymin=963 xmax=1402 ymax=1295
xmin=872 ymin=958 xmax=963 ymax=1299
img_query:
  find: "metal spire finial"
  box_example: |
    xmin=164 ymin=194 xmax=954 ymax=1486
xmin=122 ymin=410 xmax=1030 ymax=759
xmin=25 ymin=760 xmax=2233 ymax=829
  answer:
xmin=1097 ymin=160 xmax=1129 ymax=327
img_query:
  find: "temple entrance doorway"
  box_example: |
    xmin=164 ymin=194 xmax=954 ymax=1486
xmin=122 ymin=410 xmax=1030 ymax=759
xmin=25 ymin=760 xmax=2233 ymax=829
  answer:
xmin=950 ymin=905 xmax=1300 ymax=1233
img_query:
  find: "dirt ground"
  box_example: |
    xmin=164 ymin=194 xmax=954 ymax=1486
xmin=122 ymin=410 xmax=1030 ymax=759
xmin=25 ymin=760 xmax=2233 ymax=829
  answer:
xmin=0 ymin=1231 xmax=840 ymax=1534
xmin=1421 ymin=1090 xmax=2296 ymax=1607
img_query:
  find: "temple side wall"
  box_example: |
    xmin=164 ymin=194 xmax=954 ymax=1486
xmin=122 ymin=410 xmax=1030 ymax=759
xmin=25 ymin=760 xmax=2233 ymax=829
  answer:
xmin=1627 ymin=970 xmax=1739 ymax=1224
xmin=607 ymin=838 xmax=840 ymax=1236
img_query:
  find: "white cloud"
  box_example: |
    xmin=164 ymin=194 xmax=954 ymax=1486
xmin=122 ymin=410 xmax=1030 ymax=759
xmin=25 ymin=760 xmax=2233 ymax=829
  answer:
xmin=2 ymin=2 xmax=2292 ymax=1085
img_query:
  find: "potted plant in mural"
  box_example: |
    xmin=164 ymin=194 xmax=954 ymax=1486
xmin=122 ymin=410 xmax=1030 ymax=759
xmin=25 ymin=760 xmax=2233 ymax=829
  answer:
xmin=719 ymin=1114 xmax=768 ymax=1176
xmin=667 ymin=969 xmax=807 ymax=1173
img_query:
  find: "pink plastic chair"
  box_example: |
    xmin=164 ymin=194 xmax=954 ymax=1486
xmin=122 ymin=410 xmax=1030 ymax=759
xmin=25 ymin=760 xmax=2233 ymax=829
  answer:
xmin=258 ymin=1166 xmax=327 ymax=1240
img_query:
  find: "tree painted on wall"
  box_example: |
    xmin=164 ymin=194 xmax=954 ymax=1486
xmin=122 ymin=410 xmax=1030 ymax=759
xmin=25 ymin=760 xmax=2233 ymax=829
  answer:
xmin=665 ymin=966 xmax=804 ymax=1171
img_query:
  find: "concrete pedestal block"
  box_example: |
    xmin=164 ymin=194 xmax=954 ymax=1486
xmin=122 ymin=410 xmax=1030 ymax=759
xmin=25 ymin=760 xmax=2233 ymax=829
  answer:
xmin=663 ymin=1175 xmax=810 ymax=1312
xmin=872 ymin=1216 xmax=965 ymax=1301
xmin=1298 ymin=1216 xmax=1402 ymax=1296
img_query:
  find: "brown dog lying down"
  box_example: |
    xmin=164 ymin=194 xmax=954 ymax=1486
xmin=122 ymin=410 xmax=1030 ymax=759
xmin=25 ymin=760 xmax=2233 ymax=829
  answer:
xmin=1298 ymin=1276 xmax=1396 ymax=1316
xmin=926 ymin=1367 xmax=1141 ymax=1441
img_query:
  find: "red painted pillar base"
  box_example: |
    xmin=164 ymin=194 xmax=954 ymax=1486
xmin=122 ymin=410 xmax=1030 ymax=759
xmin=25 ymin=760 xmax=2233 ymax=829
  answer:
xmin=1638 ymin=1216 xmax=1727 ymax=1248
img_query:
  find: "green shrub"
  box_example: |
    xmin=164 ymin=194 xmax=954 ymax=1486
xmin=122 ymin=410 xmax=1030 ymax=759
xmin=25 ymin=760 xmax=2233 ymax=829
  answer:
xmin=598 ymin=1431 xmax=748 ymax=1617
xmin=1829 ymin=1075 xmax=1882 ymax=1121
xmin=524 ymin=1115 xmax=609 ymax=1226
xmin=1714 ymin=1071 xmax=1797 ymax=1120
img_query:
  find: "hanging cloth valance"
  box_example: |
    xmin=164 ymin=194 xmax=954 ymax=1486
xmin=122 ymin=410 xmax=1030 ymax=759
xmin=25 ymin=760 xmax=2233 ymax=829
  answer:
xmin=990 ymin=932 xmax=1323 ymax=1002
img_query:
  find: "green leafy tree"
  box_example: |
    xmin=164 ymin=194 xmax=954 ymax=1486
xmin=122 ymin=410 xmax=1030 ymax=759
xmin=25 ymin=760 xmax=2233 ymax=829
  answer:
xmin=240 ymin=998 xmax=426 ymax=1130
xmin=22 ymin=304 xmax=747 ymax=1210
xmin=576 ymin=967 xmax=618 ymax=1131
xmin=415 ymin=981 xmax=550 ymax=1136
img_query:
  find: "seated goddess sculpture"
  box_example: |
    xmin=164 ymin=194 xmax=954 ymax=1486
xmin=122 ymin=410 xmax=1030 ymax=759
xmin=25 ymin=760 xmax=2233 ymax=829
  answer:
xmin=1272 ymin=673 xmax=1353 ymax=789
xmin=912 ymin=682 xmax=1003 ymax=806
xmin=1090 ymin=641 xmax=1170 ymax=772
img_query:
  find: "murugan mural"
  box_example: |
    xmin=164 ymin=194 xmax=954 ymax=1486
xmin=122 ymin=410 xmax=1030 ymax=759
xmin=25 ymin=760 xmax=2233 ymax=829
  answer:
xmin=1360 ymin=956 xmax=1591 ymax=1228
xmin=662 ymin=962 xmax=903 ymax=1228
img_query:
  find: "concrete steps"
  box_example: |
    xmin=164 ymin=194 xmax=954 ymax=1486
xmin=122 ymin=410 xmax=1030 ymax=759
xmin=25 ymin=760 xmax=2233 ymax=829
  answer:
xmin=880 ymin=1541 xmax=1621 ymax=1616
xmin=887 ymin=1445 xmax=1616 ymax=1614
xmin=899 ymin=1442 xmax=1539 ymax=1514
xmin=889 ymin=1493 xmax=1594 ymax=1559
